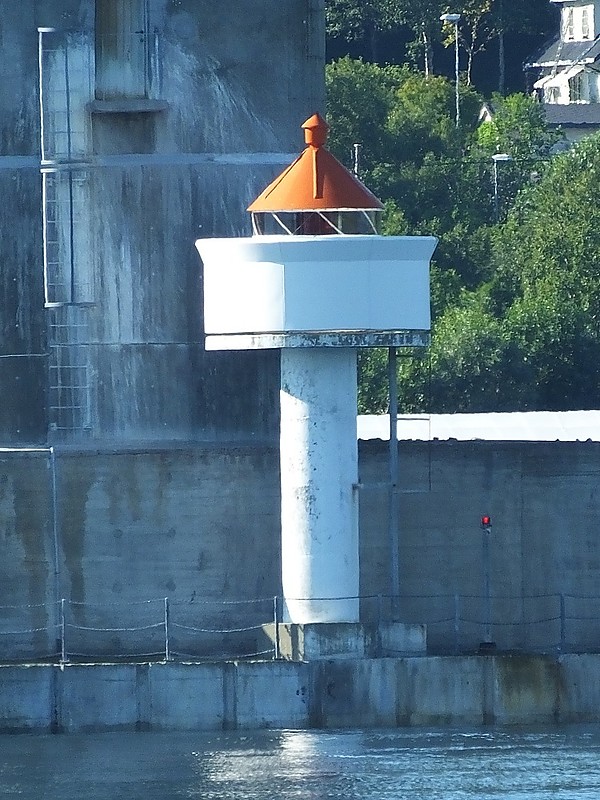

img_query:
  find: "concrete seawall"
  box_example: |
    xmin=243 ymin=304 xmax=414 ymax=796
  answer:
xmin=2 ymin=654 xmax=600 ymax=733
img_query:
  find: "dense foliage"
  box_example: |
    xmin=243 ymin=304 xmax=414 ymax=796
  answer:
xmin=325 ymin=50 xmax=600 ymax=412
xmin=325 ymin=0 xmax=557 ymax=94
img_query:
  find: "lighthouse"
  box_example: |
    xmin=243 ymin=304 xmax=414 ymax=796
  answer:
xmin=196 ymin=114 xmax=437 ymax=629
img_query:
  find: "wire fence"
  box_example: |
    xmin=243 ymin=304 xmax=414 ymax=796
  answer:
xmin=1 ymin=593 xmax=600 ymax=663
xmin=360 ymin=593 xmax=600 ymax=656
xmin=0 ymin=596 xmax=277 ymax=665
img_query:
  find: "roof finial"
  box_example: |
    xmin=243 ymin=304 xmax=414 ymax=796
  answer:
xmin=302 ymin=113 xmax=329 ymax=148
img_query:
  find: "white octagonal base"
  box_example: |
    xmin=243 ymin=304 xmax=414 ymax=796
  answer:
xmin=197 ymin=234 xmax=437 ymax=346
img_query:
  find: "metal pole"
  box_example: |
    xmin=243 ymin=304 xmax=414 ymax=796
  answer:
xmin=559 ymin=593 xmax=566 ymax=653
xmin=454 ymin=22 xmax=460 ymax=127
xmin=352 ymin=143 xmax=362 ymax=177
xmin=49 ymin=447 xmax=62 ymax=659
xmin=164 ymin=597 xmax=170 ymax=662
xmin=60 ymin=598 xmax=66 ymax=664
xmin=493 ymin=159 xmax=499 ymax=222
xmin=454 ymin=593 xmax=460 ymax=655
xmin=273 ymin=595 xmax=280 ymax=660
xmin=492 ymin=155 xmax=511 ymax=222
xmin=388 ymin=347 xmax=400 ymax=614
xmin=483 ymin=529 xmax=491 ymax=643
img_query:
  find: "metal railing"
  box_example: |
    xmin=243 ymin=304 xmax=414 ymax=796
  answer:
xmin=359 ymin=592 xmax=600 ymax=656
xmin=0 ymin=596 xmax=277 ymax=664
xmin=2 ymin=593 xmax=600 ymax=663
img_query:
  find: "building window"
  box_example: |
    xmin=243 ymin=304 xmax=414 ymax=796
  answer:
xmin=582 ymin=8 xmax=591 ymax=38
xmin=564 ymin=7 xmax=575 ymax=40
xmin=570 ymin=72 xmax=586 ymax=101
xmin=95 ymin=0 xmax=150 ymax=99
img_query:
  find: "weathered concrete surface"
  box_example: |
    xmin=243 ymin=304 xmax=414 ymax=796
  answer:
xmin=0 ymin=446 xmax=281 ymax=660
xmin=359 ymin=440 xmax=600 ymax=654
xmin=1 ymin=0 xmax=325 ymax=446
xmin=264 ymin=622 xmax=426 ymax=661
xmin=1 ymin=1 xmax=597 ymax=668
xmin=1 ymin=654 xmax=599 ymax=733
xmin=557 ymin=654 xmax=600 ymax=723
xmin=2 ymin=441 xmax=600 ymax=659
xmin=0 ymin=665 xmax=56 ymax=733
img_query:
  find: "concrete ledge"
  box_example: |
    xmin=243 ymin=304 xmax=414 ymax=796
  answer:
xmin=205 ymin=331 xmax=431 ymax=350
xmin=0 ymin=655 xmax=599 ymax=733
xmin=88 ymin=99 xmax=169 ymax=114
xmin=263 ymin=622 xmax=427 ymax=660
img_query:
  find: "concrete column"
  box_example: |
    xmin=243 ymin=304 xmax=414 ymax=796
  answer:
xmin=280 ymin=348 xmax=359 ymax=623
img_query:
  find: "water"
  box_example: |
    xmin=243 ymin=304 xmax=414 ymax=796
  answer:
xmin=1 ymin=727 xmax=600 ymax=799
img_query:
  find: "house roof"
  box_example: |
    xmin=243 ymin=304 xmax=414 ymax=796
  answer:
xmin=543 ymin=102 xmax=600 ymax=126
xmin=247 ymin=113 xmax=383 ymax=213
xmin=525 ymin=36 xmax=600 ymax=69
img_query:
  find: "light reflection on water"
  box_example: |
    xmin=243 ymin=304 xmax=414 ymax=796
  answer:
xmin=1 ymin=727 xmax=600 ymax=799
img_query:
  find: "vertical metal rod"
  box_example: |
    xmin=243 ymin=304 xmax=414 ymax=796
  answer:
xmin=50 ymin=447 xmax=62 ymax=657
xmin=60 ymin=598 xmax=66 ymax=664
xmin=143 ymin=0 xmax=150 ymax=96
xmin=273 ymin=596 xmax=280 ymax=660
xmin=388 ymin=347 xmax=400 ymax=614
xmin=454 ymin=593 xmax=460 ymax=655
xmin=38 ymin=28 xmax=49 ymax=163
xmin=493 ymin=160 xmax=500 ymax=222
xmin=68 ymin=172 xmax=76 ymax=302
xmin=153 ymin=29 xmax=160 ymax=97
xmin=39 ymin=29 xmax=52 ymax=305
xmin=483 ymin=530 xmax=491 ymax=643
xmin=352 ymin=143 xmax=362 ymax=177
xmin=164 ymin=597 xmax=170 ymax=661
xmin=559 ymin=593 xmax=566 ymax=653
xmin=64 ymin=41 xmax=73 ymax=159
xmin=41 ymin=172 xmax=51 ymax=306
xmin=454 ymin=22 xmax=460 ymax=127
xmin=63 ymin=42 xmax=77 ymax=303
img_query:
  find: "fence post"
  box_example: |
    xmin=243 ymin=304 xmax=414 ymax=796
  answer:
xmin=60 ymin=598 xmax=66 ymax=664
xmin=559 ymin=593 xmax=566 ymax=653
xmin=164 ymin=597 xmax=171 ymax=662
xmin=273 ymin=596 xmax=280 ymax=660
xmin=454 ymin=594 xmax=460 ymax=655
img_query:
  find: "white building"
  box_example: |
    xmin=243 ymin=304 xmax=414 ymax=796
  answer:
xmin=526 ymin=0 xmax=600 ymax=140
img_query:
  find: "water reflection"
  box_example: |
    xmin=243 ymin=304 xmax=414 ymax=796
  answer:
xmin=1 ymin=728 xmax=600 ymax=799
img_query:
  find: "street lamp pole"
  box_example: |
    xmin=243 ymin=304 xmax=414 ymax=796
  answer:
xmin=441 ymin=13 xmax=461 ymax=127
xmin=492 ymin=153 xmax=512 ymax=222
xmin=479 ymin=515 xmax=496 ymax=654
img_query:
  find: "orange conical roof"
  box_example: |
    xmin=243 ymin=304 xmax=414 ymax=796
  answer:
xmin=247 ymin=113 xmax=383 ymax=213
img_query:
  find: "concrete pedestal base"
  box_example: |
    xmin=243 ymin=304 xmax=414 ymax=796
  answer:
xmin=263 ymin=622 xmax=426 ymax=661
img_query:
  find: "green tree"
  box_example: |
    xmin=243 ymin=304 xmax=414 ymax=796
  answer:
xmin=441 ymin=0 xmax=495 ymax=87
xmin=403 ymin=135 xmax=600 ymax=412
xmin=325 ymin=58 xmax=596 ymax=413
xmin=474 ymin=92 xmax=563 ymax=221
xmin=327 ymin=59 xmax=487 ymax=292
xmin=325 ymin=57 xmax=404 ymax=172
xmin=325 ymin=0 xmax=404 ymax=61
xmin=491 ymin=0 xmax=558 ymax=93
xmin=395 ymin=0 xmax=446 ymax=76
xmin=475 ymin=92 xmax=562 ymax=160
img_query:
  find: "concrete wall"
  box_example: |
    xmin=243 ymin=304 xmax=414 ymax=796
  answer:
xmin=2 ymin=440 xmax=600 ymax=660
xmin=0 ymin=654 xmax=599 ymax=733
xmin=0 ymin=446 xmax=281 ymax=660
xmin=0 ymin=0 xmax=325 ymax=446
xmin=359 ymin=440 xmax=600 ymax=654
